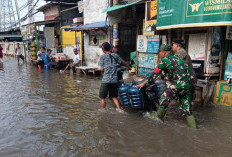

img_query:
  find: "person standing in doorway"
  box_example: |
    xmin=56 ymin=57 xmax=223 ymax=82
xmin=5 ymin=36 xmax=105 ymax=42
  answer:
xmin=15 ymin=43 xmax=24 ymax=64
xmin=99 ymin=42 xmax=131 ymax=113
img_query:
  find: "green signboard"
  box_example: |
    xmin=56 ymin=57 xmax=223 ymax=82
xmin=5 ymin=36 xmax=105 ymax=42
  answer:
xmin=157 ymin=0 xmax=232 ymax=30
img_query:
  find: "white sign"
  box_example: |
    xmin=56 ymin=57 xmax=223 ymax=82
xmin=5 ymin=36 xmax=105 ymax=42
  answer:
xmin=137 ymin=36 xmax=148 ymax=52
xmin=188 ymin=33 xmax=207 ymax=60
xmin=137 ymin=35 xmax=160 ymax=53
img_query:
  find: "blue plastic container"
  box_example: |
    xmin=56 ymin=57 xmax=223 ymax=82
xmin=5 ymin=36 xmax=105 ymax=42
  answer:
xmin=118 ymin=81 xmax=130 ymax=107
xmin=154 ymin=80 xmax=167 ymax=98
xmin=128 ymin=81 xmax=144 ymax=108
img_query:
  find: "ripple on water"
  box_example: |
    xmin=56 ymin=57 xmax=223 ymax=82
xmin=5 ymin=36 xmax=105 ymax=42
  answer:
xmin=1 ymin=59 xmax=232 ymax=156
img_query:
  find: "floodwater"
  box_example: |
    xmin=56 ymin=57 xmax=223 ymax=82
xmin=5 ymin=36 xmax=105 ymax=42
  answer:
xmin=0 ymin=58 xmax=232 ymax=157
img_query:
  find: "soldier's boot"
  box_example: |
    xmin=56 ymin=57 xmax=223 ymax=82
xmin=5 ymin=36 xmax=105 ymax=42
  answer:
xmin=144 ymin=111 xmax=163 ymax=123
xmin=186 ymin=115 xmax=197 ymax=129
xmin=157 ymin=108 xmax=167 ymax=120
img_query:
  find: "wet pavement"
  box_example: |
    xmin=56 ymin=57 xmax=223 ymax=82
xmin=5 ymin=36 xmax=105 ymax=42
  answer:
xmin=0 ymin=58 xmax=232 ymax=157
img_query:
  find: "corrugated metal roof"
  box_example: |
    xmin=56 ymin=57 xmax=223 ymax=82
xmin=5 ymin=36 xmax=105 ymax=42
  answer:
xmin=102 ymin=0 xmax=143 ymax=13
xmin=61 ymin=25 xmax=79 ymax=30
xmin=72 ymin=21 xmax=109 ymax=31
xmin=22 ymin=20 xmax=59 ymax=27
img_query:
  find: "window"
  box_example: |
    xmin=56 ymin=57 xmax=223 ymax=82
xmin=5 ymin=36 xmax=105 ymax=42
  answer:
xmin=89 ymin=35 xmax=106 ymax=46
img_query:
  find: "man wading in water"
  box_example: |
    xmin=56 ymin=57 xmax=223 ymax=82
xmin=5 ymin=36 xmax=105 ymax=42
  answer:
xmin=99 ymin=42 xmax=131 ymax=113
xmin=15 ymin=43 xmax=24 ymax=64
xmin=136 ymin=44 xmax=197 ymax=128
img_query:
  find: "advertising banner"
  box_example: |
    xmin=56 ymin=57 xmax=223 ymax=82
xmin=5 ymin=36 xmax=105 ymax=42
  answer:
xmin=137 ymin=35 xmax=160 ymax=53
xmin=157 ymin=0 xmax=232 ymax=30
xmin=144 ymin=0 xmax=157 ymax=35
xmin=137 ymin=35 xmax=160 ymax=76
xmin=214 ymin=81 xmax=232 ymax=107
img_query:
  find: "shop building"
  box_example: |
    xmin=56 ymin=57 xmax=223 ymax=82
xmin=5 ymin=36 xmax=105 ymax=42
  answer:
xmin=71 ymin=0 xmax=110 ymax=67
xmin=104 ymin=0 xmax=232 ymax=106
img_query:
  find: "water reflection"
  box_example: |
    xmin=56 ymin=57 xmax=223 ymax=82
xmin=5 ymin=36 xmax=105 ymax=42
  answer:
xmin=0 ymin=59 xmax=232 ymax=156
xmin=0 ymin=60 xmax=4 ymax=72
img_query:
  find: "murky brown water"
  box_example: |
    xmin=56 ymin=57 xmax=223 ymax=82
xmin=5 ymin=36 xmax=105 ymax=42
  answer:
xmin=0 ymin=58 xmax=232 ymax=157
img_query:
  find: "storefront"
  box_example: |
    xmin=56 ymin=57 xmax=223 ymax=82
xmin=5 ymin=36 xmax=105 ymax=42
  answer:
xmin=155 ymin=0 xmax=232 ymax=106
xmin=103 ymin=0 xmax=145 ymax=62
xmin=61 ymin=25 xmax=83 ymax=65
xmin=72 ymin=21 xmax=109 ymax=67
xmin=23 ymin=20 xmax=60 ymax=56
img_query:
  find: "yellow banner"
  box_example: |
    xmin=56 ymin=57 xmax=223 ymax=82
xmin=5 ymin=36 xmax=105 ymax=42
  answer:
xmin=150 ymin=0 xmax=157 ymax=19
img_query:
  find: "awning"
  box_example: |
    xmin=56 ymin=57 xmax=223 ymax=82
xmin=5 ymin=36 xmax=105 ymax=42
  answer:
xmin=22 ymin=20 xmax=59 ymax=27
xmin=61 ymin=25 xmax=79 ymax=30
xmin=72 ymin=21 xmax=109 ymax=31
xmin=102 ymin=0 xmax=143 ymax=13
xmin=0 ymin=35 xmax=22 ymax=39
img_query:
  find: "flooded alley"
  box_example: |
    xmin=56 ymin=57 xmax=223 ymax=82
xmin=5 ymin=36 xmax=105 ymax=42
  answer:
xmin=0 ymin=58 xmax=232 ymax=157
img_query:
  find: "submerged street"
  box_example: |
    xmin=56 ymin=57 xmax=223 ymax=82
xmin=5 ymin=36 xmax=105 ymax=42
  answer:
xmin=0 ymin=58 xmax=232 ymax=157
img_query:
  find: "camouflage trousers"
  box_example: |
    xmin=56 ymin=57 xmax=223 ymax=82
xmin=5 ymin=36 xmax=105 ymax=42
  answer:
xmin=159 ymin=84 xmax=193 ymax=117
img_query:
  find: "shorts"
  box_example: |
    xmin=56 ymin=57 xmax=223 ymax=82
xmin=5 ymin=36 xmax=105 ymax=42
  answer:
xmin=70 ymin=63 xmax=79 ymax=68
xmin=17 ymin=54 xmax=24 ymax=60
xmin=37 ymin=60 xmax=44 ymax=66
xmin=99 ymin=83 xmax=118 ymax=99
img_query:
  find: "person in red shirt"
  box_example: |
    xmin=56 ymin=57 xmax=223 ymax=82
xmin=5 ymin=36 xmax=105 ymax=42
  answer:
xmin=0 ymin=44 xmax=3 ymax=59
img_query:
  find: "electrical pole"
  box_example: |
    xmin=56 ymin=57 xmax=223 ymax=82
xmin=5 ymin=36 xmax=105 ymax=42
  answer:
xmin=28 ymin=0 xmax=34 ymax=24
xmin=0 ymin=0 xmax=17 ymax=32
xmin=13 ymin=0 xmax=27 ymax=61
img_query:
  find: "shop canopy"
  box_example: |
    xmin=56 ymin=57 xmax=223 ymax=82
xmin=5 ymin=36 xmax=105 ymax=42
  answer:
xmin=72 ymin=21 xmax=109 ymax=31
xmin=61 ymin=25 xmax=79 ymax=31
xmin=157 ymin=0 xmax=232 ymax=30
xmin=22 ymin=20 xmax=59 ymax=27
xmin=102 ymin=0 xmax=143 ymax=13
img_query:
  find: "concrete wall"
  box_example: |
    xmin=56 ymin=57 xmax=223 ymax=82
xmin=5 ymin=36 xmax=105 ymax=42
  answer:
xmin=44 ymin=5 xmax=59 ymax=21
xmin=82 ymin=0 xmax=110 ymax=67
xmin=83 ymin=0 xmax=109 ymax=24
xmin=63 ymin=45 xmax=75 ymax=59
xmin=0 ymin=42 xmax=31 ymax=62
xmin=0 ymin=42 xmax=24 ymax=56
xmin=84 ymin=30 xmax=109 ymax=67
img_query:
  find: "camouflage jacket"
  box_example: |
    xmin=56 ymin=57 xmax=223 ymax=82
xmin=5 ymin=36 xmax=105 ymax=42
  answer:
xmin=175 ymin=48 xmax=197 ymax=82
xmin=150 ymin=54 xmax=195 ymax=90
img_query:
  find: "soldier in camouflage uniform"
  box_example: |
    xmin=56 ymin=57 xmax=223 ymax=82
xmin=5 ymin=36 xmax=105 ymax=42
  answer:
xmin=172 ymin=40 xmax=197 ymax=82
xmin=137 ymin=44 xmax=197 ymax=128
